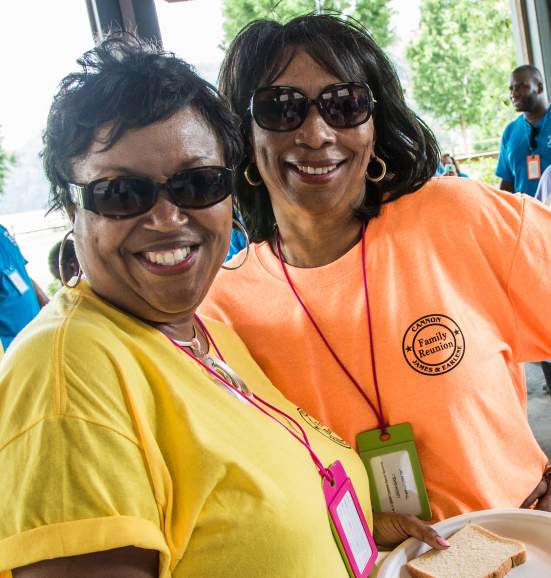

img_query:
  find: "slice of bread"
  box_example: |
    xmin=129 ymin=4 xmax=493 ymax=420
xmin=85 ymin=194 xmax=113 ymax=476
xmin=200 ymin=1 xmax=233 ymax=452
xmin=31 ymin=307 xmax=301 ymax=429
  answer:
xmin=406 ymin=523 xmax=527 ymax=578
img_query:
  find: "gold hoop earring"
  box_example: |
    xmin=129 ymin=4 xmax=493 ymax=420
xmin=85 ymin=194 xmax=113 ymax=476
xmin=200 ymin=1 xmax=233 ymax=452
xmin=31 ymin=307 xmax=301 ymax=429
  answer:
xmin=59 ymin=229 xmax=82 ymax=288
xmin=222 ymin=219 xmax=250 ymax=271
xmin=366 ymin=156 xmax=387 ymax=183
xmin=244 ymin=164 xmax=263 ymax=187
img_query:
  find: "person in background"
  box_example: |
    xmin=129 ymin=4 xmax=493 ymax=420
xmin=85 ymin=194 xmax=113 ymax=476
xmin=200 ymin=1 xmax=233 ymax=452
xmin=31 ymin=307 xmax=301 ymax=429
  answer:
xmin=535 ymin=164 xmax=551 ymax=396
xmin=536 ymin=164 xmax=551 ymax=206
xmin=0 ymin=223 xmax=48 ymax=351
xmin=441 ymin=153 xmax=469 ymax=178
xmin=497 ymin=65 xmax=551 ymax=196
xmin=0 ymin=34 xmax=443 ymax=578
xmin=202 ymin=14 xmax=551 ymax=523
xmin=504 ymin=65 xmax=551 ymax=393
xmin=48 ymin=237 xmax=79 ymax=286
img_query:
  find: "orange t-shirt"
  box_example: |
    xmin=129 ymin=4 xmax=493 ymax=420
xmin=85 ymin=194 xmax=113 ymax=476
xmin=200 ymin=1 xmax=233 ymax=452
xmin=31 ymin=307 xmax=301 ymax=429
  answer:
xmin=201 ymin=178 xmax=550 ymax=521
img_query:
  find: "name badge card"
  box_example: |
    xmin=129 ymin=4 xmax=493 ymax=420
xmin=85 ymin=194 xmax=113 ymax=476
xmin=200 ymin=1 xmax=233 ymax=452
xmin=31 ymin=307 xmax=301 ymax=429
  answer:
xmin=5 ymin=268 xmax=30 ymax=295
xmin=527 ymin=155 xmax=541 ymax=180
xmin=323 ymin=460 xmax=377 ymax=578
xmin=356 ymin=423 xmax=432 ymax=520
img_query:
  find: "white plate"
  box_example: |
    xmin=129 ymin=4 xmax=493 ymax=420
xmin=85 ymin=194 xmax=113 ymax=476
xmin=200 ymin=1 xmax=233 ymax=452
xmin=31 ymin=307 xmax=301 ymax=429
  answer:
xmin=375 ymin=508 xmax=551 ymax=577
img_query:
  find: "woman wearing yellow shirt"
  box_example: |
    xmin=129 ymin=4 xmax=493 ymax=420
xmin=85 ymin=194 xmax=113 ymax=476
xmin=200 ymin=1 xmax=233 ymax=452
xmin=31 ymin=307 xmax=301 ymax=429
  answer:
xmin=0 ymin=35 xmax=444 ymax=578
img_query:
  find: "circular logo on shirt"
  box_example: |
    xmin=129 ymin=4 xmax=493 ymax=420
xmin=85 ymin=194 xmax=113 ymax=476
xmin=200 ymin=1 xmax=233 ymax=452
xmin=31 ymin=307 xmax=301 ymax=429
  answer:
xmin=402 ymin=314 xmax=465 ymax=375
xmin=297 ymin=408 xmax=351 ymax=448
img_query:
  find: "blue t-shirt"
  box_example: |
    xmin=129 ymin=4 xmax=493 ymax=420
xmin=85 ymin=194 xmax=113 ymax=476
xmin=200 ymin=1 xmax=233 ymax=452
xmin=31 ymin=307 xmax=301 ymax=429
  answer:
xmin=0 ymin=225 xmax=40 ymax=350
xmin=496 ymin=107 xmax=551 ymax=196
xmin=225 ymin=225 xmax=247 ymax=262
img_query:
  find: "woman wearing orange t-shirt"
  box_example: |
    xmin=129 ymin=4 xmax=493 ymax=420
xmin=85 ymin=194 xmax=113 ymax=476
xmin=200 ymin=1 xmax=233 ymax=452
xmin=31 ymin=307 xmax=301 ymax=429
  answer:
xmin=202 ymin=14 xmax=551 ymax=522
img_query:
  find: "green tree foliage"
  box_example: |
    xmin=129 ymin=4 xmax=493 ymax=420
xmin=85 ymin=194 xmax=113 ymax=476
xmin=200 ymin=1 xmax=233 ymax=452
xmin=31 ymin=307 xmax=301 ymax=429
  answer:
xmin=223 ymin=0 xmax=394 ymax=50
xmin=407 ymin=0 xmax=516 ymax=151
xmin=355 ymin=0 xmax=393 ymax=50
xmin=0 ymin=131 xmax=16 ymax=197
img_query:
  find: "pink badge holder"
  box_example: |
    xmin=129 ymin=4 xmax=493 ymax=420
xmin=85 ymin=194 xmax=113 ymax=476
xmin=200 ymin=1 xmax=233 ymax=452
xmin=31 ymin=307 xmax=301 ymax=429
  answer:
xmin=323 ymin=460 xmax=378 ymax=577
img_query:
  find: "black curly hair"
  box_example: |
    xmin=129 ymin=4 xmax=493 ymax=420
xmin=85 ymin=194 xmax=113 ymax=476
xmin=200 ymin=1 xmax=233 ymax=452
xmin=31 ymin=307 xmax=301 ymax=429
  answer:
xmin=43 ymin=32 xmax=242 ymax=216
xmin=218 ymin=14 xmax=439 ymax=242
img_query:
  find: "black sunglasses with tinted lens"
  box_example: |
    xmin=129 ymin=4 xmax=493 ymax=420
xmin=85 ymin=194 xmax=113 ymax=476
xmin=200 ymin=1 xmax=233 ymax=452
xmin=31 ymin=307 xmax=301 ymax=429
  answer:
xmin=251 ymin=82 xmax=376 ymax=132
xmin=68 ymin=166 xmax=232 ymax=219
xmin=529 ymin=125 xmax=540 ymax=152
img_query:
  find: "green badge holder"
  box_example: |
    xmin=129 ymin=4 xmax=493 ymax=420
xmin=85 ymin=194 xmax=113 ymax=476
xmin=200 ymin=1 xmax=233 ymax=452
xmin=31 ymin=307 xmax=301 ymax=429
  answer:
xmin=357 ymin=423 xmax=432 ymax=521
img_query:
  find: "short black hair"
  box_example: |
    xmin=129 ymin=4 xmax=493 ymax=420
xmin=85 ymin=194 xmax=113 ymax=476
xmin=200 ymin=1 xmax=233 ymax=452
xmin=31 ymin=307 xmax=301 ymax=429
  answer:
xmin=512 ymin=64 xmax=544 ymax=84
xmin=219 ymin=14 xmax=439 ymax=242
xmin=43 ymin=33 xmax=242 ymax=216
xmin=48 ymin=238 xmax=78 ymax=281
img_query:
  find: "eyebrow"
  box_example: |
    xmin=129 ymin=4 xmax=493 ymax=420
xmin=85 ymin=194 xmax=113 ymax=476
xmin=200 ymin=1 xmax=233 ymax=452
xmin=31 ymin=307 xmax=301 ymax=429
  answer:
xmin=90 ymin=156 xmax=222 ymax=181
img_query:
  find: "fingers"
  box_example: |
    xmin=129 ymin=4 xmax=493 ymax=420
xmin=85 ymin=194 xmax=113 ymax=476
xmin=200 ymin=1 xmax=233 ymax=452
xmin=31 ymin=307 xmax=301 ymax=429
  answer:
xmin=535 ymin=480 xmax=551 ymax=511
xmin=400 ymin=514 xmax=449 ymax=550
xmin=372 ymin=512 xmax=449 ymax=550
xmin=520 ymin=478 xmax=547 ymax=508
xmin=372 ymin=511 xmax=406 ymax=548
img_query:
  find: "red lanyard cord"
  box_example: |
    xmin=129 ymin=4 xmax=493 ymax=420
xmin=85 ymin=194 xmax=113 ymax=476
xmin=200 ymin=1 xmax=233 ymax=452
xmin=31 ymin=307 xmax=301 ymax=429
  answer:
xmin=360 ymin=225 xmax=386 ymax=432
xmin=170 ymin=316 xmax=333 ymax=483
xmin=275 ymin=224 xmax=387 ymax=434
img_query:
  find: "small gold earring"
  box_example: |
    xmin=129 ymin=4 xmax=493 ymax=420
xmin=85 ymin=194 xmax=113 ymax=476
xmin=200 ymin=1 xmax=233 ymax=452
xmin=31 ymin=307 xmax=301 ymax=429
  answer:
xmin=366 ymin=156 xmax=387 ymax=183
xmin=244 ymin=164 xmax=263 ymax=187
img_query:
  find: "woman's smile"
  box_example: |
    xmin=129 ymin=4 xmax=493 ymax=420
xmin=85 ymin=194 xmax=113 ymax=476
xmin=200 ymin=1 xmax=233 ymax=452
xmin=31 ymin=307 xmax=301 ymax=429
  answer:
xmin=137 ymin=244 xmax=197 ymax=275
xmin=71 ymin=107 xmax=232 ymax=321
xmin=251 ymin=50 xmax=374 ymax=212
xmin=286 ymin=159 xmax=346 ymax=184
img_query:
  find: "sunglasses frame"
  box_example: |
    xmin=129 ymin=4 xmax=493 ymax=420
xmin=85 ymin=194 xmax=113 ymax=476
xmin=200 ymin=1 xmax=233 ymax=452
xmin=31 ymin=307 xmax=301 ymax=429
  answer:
xmin=250 ymin=81 xmax=376 ymax=132
xmin=529 ymin=125 xmax=540 ymax=152
xmin=68 ymin=165 xmax=233 ymax=219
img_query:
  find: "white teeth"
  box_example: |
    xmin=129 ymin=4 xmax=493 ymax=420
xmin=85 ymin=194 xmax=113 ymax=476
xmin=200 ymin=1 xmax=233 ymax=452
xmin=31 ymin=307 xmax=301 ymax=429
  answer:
xmin=296 ymin=164 xmax=338 ymax=175
xmin=143 ymin=247 xmax=190 ymax=265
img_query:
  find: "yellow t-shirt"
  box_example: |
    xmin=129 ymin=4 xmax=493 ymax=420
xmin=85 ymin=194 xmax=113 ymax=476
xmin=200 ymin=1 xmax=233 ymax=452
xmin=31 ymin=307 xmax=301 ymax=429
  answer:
xmin=0 ymin=282 xmax=372 ymax=577
xmin=201 ymin=178 xmax=550 ymax=521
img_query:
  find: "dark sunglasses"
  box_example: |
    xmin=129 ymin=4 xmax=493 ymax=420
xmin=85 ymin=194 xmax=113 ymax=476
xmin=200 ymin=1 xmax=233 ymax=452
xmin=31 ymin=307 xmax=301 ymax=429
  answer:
xmin=251 ymin=82 xmax=376 ymax=132
xmin=529 ymin=125 xmax=540 ymax=152
xmin=68 ymin=166 xmax=232 ymax=219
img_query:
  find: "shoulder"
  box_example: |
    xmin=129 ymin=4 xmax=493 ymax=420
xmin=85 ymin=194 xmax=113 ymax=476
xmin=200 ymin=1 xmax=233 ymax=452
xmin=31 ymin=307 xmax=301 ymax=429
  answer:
xmin=0 ymin=286 xmax=139 ymax=440
xmin=0 ymin=224 xmax=22 ymax=252
xmin=500 ymin=115 xmax=524 ymax=141
xmin=507 ymin=115 xmax=526 ymax=135
xmin=389 ymin=177 xmax=526 ymax=232
xmin=202 ymin=244 xmax=269 ymax=315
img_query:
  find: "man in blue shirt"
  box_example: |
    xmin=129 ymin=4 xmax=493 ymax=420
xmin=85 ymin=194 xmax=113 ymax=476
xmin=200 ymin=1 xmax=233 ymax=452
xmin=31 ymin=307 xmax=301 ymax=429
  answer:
xmin=0 ymin=224 xmax=47 ymax=351
xmin=496 ymin=65 xmax=551 ymax=196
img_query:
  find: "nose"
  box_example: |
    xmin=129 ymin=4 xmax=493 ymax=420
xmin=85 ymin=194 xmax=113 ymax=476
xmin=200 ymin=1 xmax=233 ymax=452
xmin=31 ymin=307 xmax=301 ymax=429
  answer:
xmin=294 ymin=104 xmax=336 ymax=149
xmin=142 ymin=190 xmax=189 ymax=231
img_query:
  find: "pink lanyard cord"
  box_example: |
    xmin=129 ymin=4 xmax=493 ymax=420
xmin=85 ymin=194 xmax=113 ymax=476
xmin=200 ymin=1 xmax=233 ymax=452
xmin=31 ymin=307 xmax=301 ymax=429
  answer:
xmin=275 ymin=225 xmax=388 ymax=435
xmin=169 ymin=318 xmax=333 ymax=483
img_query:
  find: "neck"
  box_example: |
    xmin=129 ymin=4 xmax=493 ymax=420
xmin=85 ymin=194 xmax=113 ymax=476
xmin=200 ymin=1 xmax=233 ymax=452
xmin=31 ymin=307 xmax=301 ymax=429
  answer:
xmin=272 ymin=210 xmax=363 ymax=268
xmin=154 ymin=316 xmax=210 ymax=356
xmin=525 ymin=102 xmax=549 ymax=125
xmin=153 ymin=315 xmax=196 ymax=343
